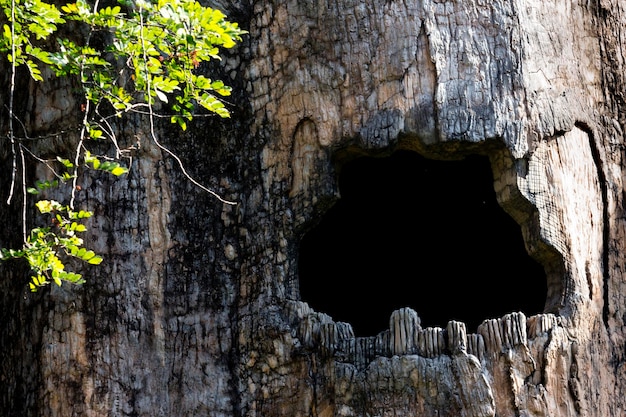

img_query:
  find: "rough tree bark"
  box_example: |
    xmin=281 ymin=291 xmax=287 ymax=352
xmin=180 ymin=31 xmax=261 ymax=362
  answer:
xmin=1 ymin=0 xmax=626 ymax=416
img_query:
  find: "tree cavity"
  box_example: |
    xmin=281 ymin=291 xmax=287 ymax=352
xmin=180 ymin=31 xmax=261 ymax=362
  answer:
xmin=298 ymin=149 xmax=547 ymax=336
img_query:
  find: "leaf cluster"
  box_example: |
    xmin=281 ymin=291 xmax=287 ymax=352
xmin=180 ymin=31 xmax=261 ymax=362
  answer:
xmin=0 ymin=0 xmax=245 ymax=291
xmin=0 ymin=200 xmax=101 ymax=291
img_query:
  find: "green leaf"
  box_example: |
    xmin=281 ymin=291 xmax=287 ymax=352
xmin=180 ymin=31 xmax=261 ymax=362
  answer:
xmin=87 ymin=255 xmax=103 ymax=265
xmin=69 ymin=210 xmax=93 ymax=219
xmin=171 ymin=115 xmax=187 ymax=130
xmin=85 ymin=151 xmax=101 ymax=170
xmin=60 ymin=172 xmax=74 ymax=182
xmin=57 ymin=157 xmax=74 ymax=168
xmin=74 ymin=247 xmax=86 ymax=258
xmin=154 ymin=88 xmax=168 ymax=103
xmin=110 ymin=166 xmax=128 ymax=176
xmin=35 ymin=200 xmax=54 ymax=213
xmin=88 ymin=128 xmax=103 ymax=139
xmin=33 ymin=179 xmax=59 ymax=191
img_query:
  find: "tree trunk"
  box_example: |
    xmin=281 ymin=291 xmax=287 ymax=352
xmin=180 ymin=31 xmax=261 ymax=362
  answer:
xmin=2 ymin=0 xmax=626 ymax=416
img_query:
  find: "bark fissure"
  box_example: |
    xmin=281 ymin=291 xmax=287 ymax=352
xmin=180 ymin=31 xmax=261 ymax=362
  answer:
xmin=576 ymin=120 xmax=611 ymax=330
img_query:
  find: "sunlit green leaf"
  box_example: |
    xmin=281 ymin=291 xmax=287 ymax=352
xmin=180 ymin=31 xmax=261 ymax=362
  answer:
xmin=57 ymin=157 xmax=74 ymax=168
xmin=89 ymin=128 xmax=103 ymax=139
xmin=155 ymin=88 xmax=168 ymax=103
xmin=87 ymin=255 xmax=103 ymax=265
xmin=110 ymin=166 xmax=128 ymax=176
xmin=35 ymin=200 xmax=54 ymax=213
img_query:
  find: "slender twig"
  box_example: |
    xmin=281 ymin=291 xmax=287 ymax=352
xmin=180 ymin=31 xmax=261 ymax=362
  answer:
xmin=70 ymin=102 xmax=89 ymax=210
xmin=6 ymin=0 xmax=17 ymax=206
xmin=93 ymin=107 xmax=122 ymax=158
xmin=21 ymin=144 xmax=65 ymax=179
xmin=6 ymin=0 xmax=29 ymax=241
xmin=1 ymin=108 xmax=82 ymax=140
xmin=19 ymin=143 xmax=26 ymax=240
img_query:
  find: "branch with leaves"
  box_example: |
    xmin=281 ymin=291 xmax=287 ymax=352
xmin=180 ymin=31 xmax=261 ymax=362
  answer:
xmin=0 ymin=0 xmax=246 ymax=291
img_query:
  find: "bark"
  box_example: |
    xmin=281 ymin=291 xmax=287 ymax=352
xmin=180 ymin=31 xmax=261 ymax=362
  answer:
xmin=1 ymin=0 xmax=626 ymax=416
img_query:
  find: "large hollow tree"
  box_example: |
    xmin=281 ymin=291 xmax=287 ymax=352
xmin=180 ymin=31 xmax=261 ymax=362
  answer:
xmin=2 ymin=0 xmax=626 ymax=416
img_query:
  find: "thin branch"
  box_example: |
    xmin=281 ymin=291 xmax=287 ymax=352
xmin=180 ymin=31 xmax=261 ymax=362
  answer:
xmin=6 ymin=0 xmax=17 ymax=207
xmin=150 ymin=128 xmax=237 ymax=205
xmin=93 ymin=107 xmax=122 ymax=159
xmin=1 ymin=108 xmax=82 ymax=141
xmin=6 ymin=0 xmax=29 ymax=242
xmin=21 ymin=144 xmax=65 ymax=179
xmin=70 ymin=103 xmax=89 ymax=210
xmin=19 ymin=143 xmax=27 ymax=240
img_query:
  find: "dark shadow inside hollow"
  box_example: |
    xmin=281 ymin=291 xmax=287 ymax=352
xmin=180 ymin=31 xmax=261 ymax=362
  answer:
xmin=297 ymin=149 xmax=547 ymax=336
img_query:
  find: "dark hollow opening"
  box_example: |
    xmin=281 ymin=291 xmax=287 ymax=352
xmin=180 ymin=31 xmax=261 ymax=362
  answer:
xmin=298 ymin=149 xmax=547 ymax=336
